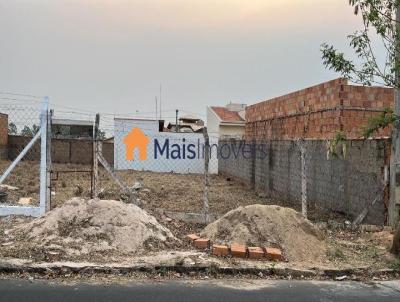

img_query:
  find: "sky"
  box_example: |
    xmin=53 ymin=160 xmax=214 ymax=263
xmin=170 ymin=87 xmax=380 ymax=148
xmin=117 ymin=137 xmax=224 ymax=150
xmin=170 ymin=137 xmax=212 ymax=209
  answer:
xmin=0 ymin=0 xmax=373 ymax=121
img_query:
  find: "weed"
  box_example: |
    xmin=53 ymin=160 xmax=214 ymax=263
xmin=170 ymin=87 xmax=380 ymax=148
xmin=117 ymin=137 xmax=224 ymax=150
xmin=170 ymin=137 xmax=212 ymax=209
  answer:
xmin=328 ymin=247 xmax=346 ymax=260
xmin=390 ymin=258 xmax=400 ymax=270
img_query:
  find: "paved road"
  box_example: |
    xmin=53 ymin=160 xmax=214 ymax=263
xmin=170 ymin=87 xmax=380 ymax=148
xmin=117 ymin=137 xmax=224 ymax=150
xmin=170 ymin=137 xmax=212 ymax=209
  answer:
xmin=0 ymin=279 xmax=399 ymax=302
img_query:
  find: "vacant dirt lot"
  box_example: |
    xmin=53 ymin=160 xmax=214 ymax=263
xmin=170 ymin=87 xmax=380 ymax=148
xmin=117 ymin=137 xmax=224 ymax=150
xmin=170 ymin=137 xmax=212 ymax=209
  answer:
xmin=0 ymin=160 xmax=398 ymax=270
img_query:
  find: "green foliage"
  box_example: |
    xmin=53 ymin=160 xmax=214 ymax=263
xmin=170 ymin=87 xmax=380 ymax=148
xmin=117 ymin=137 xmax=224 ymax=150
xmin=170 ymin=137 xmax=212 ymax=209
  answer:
xmin=361 ymin=108 xmax=397 ymax=137
xmin=321 ymin=0 xmax=398 ymax=88
xmin=390 ymin=257 xmax=400 ymax=270
xmin=328 ymin=247 xmax=346 ymax=260
xmin=8 ymin=122 xmax=17 ymax=135
xmin=328 ymin=132 xmax=348 ymax=159
xmin=20 ymin=124 xmax=39 ymax=137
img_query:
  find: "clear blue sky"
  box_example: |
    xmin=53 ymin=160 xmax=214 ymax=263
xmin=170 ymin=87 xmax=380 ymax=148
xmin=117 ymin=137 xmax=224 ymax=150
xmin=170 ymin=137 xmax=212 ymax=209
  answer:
xmin=0 ymin=0 xmax=372 ymax=120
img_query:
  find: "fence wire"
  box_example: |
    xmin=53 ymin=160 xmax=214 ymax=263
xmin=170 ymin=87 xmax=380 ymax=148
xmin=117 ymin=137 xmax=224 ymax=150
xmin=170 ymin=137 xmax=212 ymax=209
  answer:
xmin=0 ymin=98 xmax=43 ymax=206
xmin=0 ymin=99 xmax=388 ymax=225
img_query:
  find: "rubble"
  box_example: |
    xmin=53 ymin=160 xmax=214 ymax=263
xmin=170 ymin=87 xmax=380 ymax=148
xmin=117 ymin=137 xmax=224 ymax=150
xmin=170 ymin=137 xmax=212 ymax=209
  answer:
xmin=201 ymin=204 xmax=327 ymax=263
xmin=17 ymin=197 xmax=33 ymax=206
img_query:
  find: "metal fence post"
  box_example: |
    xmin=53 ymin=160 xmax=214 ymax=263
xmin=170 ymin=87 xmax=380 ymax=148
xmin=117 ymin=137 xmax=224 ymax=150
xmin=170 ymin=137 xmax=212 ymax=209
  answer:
xmin=46 ymin=109 xmax=53 ymax=212
xmin=39 ymin=97 xmax=49 ymax=215
xmin=92 ymin=114 xmax=100 ymax=198
xmin=298 ymin=139 xmax=308 ymax=218
xmin=203 ymin=127 xmax=210 ymax=224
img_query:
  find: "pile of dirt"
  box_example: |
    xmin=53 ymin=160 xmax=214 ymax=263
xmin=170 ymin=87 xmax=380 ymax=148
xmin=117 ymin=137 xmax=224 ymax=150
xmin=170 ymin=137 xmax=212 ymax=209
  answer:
xmin=201 ymin=204 xmax=327 ymax=263
xmin=6 ymin=198 xmax=179 ymax=260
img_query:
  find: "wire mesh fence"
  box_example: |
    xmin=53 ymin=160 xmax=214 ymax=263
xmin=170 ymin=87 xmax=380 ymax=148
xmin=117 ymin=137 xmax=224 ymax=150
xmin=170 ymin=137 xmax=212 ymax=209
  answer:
xmin=0 ymin=98 xmax=43 ymax=206
xmin=217 ymin=138 xmax=389 ymax=225
xmin=0 ymin=97 xmax=389 ymax=225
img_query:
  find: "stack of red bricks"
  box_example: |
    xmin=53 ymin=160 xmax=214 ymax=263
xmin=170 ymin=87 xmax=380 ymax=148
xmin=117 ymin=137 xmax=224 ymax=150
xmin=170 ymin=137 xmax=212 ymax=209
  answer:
xmin=245 ymin=78 xmax=394 ymax=140
xmin=186 ymin=234 xmax=283 ymax=261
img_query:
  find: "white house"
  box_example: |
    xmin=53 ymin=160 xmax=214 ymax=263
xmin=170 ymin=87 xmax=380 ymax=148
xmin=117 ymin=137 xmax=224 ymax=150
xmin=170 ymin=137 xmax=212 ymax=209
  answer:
xmin=206 ymin=103 xmax=246 ymax=140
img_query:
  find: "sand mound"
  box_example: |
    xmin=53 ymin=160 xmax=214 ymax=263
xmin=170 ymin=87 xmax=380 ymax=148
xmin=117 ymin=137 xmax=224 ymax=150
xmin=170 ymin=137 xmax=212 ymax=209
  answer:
xmin=201 ymin=204 xmax=327 ymax=262
xmin=12 ymin=198 xmax=178 ymax=258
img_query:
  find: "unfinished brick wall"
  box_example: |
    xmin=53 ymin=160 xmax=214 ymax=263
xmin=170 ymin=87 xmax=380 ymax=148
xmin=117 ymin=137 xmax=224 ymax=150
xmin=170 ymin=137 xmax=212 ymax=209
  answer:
xmin=245 ymin=78 xmax=394 ymax=140
xmin=218 ymin=138 xmax=390 ymax=225
xmin=7 ymin=136 xmax=114 ymax=165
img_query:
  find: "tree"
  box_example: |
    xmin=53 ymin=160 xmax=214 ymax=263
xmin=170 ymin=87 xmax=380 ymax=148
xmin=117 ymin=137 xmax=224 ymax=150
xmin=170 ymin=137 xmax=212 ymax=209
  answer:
xmin=8 ymin=122 xmax=17 ymax=135
xmin=20 ymin=125 xmax=33 ymax=137
xmin=31 ymin=124 xmax=39 ymax=135
xmin=20 ymin=124 xmax=40 ymax=137
xmin=321 ymin=0 xmax=400 ymax=255
xmin=321 ymin=0 xmax=398 ymax=88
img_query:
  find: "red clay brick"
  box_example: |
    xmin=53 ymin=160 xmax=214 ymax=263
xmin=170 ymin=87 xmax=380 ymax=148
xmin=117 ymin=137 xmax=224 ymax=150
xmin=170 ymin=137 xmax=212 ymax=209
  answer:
xmin=265 ymin=247 xmax=283 ymax=261
xmin=194 ymin=238 xmax=210 ymax=249
xmin=230 ymin=244 xmax=247 ymax=258
xmin=245 ymin=78 xmax=394 ymax=140
xmin=186 ymin=234 xmax=200 ymax=242
xmin=212 ymin=245 xmax=229 ymax=257
xmin=248 ymin=247 xmax=264 ymax=259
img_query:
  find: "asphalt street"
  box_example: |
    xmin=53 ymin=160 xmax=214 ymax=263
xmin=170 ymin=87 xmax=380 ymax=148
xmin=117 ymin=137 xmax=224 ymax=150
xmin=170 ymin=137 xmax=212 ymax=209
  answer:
xmin=0 ymin=279 xmax=399 ymax=302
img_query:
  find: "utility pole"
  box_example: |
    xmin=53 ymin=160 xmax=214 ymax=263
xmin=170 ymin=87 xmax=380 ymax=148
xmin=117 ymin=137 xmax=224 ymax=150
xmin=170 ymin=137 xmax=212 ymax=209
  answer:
xmin=175 ymin=109 xmax=179 ymax=133
xmin=389 ymin=6 xmax=400 ymax=227
xmin=159 ymin=84 xmax=162 ymax=120
xmin=155 ymin=97 xmax=158 ymax=120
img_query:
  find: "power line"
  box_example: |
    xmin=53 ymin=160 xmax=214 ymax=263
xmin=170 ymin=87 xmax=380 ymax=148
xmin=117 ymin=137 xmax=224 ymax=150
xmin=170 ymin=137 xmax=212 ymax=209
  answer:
xmin=0 ymin=91 xmax=43 ymax=99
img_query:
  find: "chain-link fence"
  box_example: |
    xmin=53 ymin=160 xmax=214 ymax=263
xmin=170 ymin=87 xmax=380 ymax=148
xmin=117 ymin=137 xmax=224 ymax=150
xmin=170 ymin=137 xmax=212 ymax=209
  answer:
xmin=47 ymin=109 xmax=96 ymax=209
xmin=217 ymin=138 xmax=389 ymax=225
xmin=0 ymin=95 xmax=49 ymax=216
xmin=0 ymin=100 xmax=388 ymax=226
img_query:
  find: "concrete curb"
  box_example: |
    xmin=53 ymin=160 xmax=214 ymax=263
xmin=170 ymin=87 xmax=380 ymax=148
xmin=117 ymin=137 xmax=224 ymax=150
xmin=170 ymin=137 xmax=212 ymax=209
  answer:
xmin=0 ymin=260 xmax=398 ymax=280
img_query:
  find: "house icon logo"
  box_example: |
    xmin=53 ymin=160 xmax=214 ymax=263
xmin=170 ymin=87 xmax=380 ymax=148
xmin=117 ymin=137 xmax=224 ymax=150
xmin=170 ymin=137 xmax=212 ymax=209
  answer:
xmin=123 ymin=128 xmax=150 ymax=161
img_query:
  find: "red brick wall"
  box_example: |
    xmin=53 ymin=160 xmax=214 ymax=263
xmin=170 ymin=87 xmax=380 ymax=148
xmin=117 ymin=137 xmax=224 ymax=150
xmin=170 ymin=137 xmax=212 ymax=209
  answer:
xmin=0 ymin=114 xmax=8 ymax=158
xmin=0 ymin=114 xmax=8 ymax=145
xmin=245 ymin=78 xmax=394 ymax=140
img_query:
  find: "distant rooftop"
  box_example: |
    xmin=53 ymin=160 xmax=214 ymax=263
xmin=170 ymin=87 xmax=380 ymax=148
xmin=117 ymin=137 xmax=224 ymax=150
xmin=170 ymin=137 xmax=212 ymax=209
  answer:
xmin=52 ymin=118 xmax=93 ymax=127
xmin=211 ymin=104 xmax=246 ymax=123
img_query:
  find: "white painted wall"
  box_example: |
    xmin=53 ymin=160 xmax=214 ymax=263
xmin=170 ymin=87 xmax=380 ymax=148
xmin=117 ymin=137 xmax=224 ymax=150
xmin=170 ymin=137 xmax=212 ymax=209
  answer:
xmin=220 ymin=124 xmax=245 ymax=139
xmin=206 ymin=106 xmax=245 ymax=139
xmin=206 ymin=107 xmax=220 ymax=138
xmin=114 ymin=118 xmax=218 ymax=174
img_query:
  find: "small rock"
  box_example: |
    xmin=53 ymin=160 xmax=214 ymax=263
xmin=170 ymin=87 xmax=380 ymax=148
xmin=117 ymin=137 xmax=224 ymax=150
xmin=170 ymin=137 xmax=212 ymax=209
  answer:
xmin=18 ymin=197 xmax=33 ymax=205
xmin=335 ymin=275 xmax=348 ymax=281
xmin=316 ymin=222 xmax=328 ymax=230
xmin=257 ymin=192 xmax=268 ymax=198
xmin=51 ymin=191 xmax=56 ymax=197
xmin=164 ymin=217 xmax=173 ymax=223
xmin=0 ymin=184 xmax=19 ymax=191
xmin=132 ymin=182 xmax=142 ymax=190
xmin=47 ymin=251 xmax=60 ymax=255
xmin=142 ymin=188 xmax=151 ymax=193
xmin=1 ymin=241 xmax=14 ymax=247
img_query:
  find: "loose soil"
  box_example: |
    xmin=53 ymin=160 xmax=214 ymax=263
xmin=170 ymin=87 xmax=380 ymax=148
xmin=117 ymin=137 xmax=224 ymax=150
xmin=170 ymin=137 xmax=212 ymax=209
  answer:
xmin=0 ymin=161 xmax=397 ymax=270
xmin=0 ymin=198 xmax=178 ymax=262
xmin=201 ymin=205 xmax=327 ymax=263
